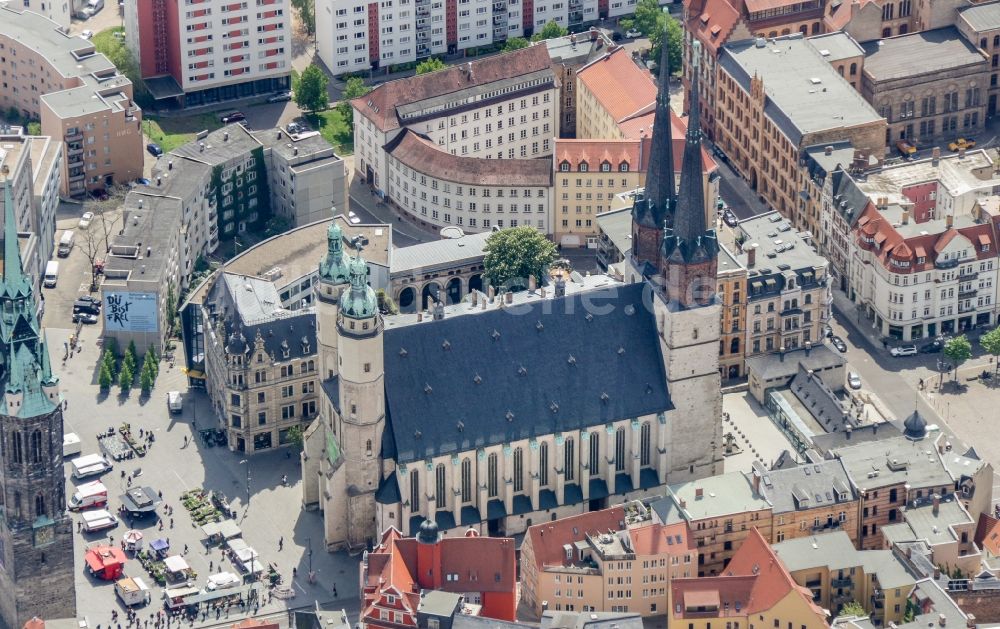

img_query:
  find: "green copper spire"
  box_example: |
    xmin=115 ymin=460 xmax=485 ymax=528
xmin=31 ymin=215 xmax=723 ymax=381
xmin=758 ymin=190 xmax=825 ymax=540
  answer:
xmin=339 ymin=254 xmax=377 ymax=319
xmin=318 ymin=211 xmax=351 ymax=285
xmin=38 ymin=333 xmax=58 ymax=386
xmin=1 ymin=179 xmax=31 ymax=299
xmin=5 ymin=340 xmax=23 ymax=395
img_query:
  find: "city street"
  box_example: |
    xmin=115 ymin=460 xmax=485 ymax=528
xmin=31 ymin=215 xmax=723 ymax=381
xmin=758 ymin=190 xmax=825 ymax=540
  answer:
xmin=41 ymin=242 xmax=361 ymax=626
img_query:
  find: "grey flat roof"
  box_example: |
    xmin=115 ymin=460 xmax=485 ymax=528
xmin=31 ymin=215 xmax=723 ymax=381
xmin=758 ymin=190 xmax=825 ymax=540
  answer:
xmin=759 ymin=459 xmax=854 ymax=514
xmin=808 ymin=32 xmax=865 ymax=63
xmin=719 ymin=34 xmax=882 ymax=145
xmin=250 ymin=127 xmax=339 ymax=161
xmin=651 ymin=472 xmax=770 ymax=524
xmin=595 ymin=208 xmax=632 ymax=257
xmin=222 ymin=273 xmax=286 ymax=325
xmin=773 ymin=532 xmax=919 ymax=589
xmin=171 ymin=123 xmax=262 ymax=165
xmin=862 ymin=27 xmax=987 ymax=81
xmin=0 ymin=7 xmax=105 ymax=78
xmin=743 ymin=344 xmax=846 ymax=383
xmin=391 ymin=230 xmax=491 ymax=275
xmin=960 ymin=1 xmax=1000 ymax=32
xmin=735 ymin=211 xmax=829 ymax=273
xmin=901 ymin=498 xmax=973 ymax=546
xmin=833 ymin=435 xmax=954 ymax=491
xmin=803 ymin=141 xmax=856 ymax=180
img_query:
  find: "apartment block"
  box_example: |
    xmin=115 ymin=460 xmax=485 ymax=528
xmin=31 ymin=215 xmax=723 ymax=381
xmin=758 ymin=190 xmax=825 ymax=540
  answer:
xmin=773 ymin=531 xmax=917 ymax=624
xmin=0 ymin=7 xmax=143 ymax=197
xmin=882 ymin=494 xmax=982 ymax=579
xmin=667 ymin=529 xmax=829 ymax=628
xmin=650 ymin=472 xmax=772 ymax=577
xmin=0 ymin=129 xmax=62 ymax=297
xmin=860 ymin=27 xmax=990 ymax=149
xmin=715 ymin=34 xmax=886 ymax=230
xmin=958 ymin=2 xmax=1000 ymax=118
xmin=352 ymin=46 xmax=559 ymax=232
xmin=123 ymin=0 xmax=292 ymax=108
xmin=717 ymin=245 xmax=747 ymax=381
xmin=544 ymin=31 xmax=616 ymax=139
xmin=519 ymin=505 xmax=695 ymax=618
xmin=317 ymin=0 xmax=627 ymax=75
xmin=825 ymin=0 xmax=966 ymax=43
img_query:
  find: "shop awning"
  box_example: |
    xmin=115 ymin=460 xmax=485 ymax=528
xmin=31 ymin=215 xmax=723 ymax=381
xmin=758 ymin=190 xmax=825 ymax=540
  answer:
xmin=164 ymin=555 xmax=190 ymax=573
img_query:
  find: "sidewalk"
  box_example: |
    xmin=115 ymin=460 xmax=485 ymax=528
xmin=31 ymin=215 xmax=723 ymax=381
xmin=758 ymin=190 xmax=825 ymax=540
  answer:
xmin=830 ymin=287 xmax=885 ymax=352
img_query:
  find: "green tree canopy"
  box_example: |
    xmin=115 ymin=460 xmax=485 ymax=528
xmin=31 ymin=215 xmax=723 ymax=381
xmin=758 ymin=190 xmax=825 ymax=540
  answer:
xmin=416 ymin=57 xmax=447 ymax=75
xmin=295 ymin=65 xmax=330 ymax=113
xmin=944 ymin=334 xmax=972 ymax=380
xmin=338 ymin=76 xmax=372 ymax=126
xmin=648 ymin=9 xmax=683 ymax=77
xmin=291 ymin=0 xmax=315 ymax=34
xmin=981 ymin=326 xmax=1000 ymax=373
xmin=286 ymin=424 xmax=304 ymax=451
xmin=502 ymin=37 xmax=529 ymax=52
xmin=119 ymin=362 xmax=134 ymax=395
xmin=483 ymin=226 xmax=558 ymax=290
xmin=530 ymin=20 xmax=568 ymax=42
xmin=837 ymin=601 xmax=865 ymax=618
xmin=99 ymin=362 xmax=113 ymax=391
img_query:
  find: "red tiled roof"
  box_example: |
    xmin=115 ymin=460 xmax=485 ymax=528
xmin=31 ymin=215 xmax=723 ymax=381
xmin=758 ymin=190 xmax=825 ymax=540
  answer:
xmin=629 ymin=522 xmax=694 ymax=556
xmin=670 ymin=576 xmax=756 ymax=619
xmin=556 ymin=139 xmax=643 ymax=171
xmin=232 ymin=621 xmax=279 ymax=629
xmin=685 ymin=0 xmax=744 ymax=54
xmin=975 ymin=514 xmax=1000 ymax=556
xmin=684 ymin=589 xmax=721 ymax=608
xmin=352 ymin=45 xmax=555 ymax=132
xmin=824 ymin=0 xmax=875 ymax=31
xmin=385 ymin=130 xmax=552 ymax=187
xmin=577 ymin=47 xmax=656 ymax=126
xmin=22 ymin=619 xmax=45 ymax=629
xmin=524 ymin=507 xmax=626 ymax=570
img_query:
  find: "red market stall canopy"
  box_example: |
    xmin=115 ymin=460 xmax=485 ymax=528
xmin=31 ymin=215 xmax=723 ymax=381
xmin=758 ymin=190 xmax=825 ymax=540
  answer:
xmin=85 ymin=546 xmax=127 ymax=580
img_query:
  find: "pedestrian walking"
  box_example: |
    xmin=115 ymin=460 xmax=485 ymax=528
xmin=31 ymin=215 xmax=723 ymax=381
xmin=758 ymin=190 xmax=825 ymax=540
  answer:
xmin=170 ymin=517 xmax=174 ymax=528
xmin=183 ymin=436 xmax=187 ymax=447
xmin=278 ymin=537 xmax=283 ymax=551
xmin=209 ymin=560 xmax=213 ymax=571
xmin=63 ymin=400 xmax=68 ymax=410
xmin=333 ymin=584 xmax=338 ymax=597
xmin=183 ymin=544 xmax=188 ymax=554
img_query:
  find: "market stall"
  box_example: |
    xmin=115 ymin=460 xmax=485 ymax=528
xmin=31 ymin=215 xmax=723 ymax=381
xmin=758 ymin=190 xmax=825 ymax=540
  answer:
xmin=226 ymin=539 xmax=263 ymax=575
xmin=85 ymin=545 xmax=126 ymax=580
xmin=200 ymin=520 xmax=242 ymax=546
xmin=163 ymin=555 xmax=193 ymax=582
xmin=123 ymin=529 xmax=144 ymax=553
xmin=149 ymin=538 xmax=170 ymax=559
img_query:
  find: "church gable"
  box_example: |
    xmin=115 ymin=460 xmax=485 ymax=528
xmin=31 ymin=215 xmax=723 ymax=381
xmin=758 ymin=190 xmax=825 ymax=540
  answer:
xmin=381 ymin=282 xmax=673 ymax=464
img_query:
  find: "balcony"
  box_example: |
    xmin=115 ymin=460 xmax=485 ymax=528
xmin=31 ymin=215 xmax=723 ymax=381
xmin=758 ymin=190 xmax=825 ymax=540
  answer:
xmin=959 ymin=288 xmax=978 ymax=299
xmin=959 ymin=270 xmax=978 ymax=281
xmin=959 ymin=303 xmax=977 ymax=314
xmin=65 ymin=132 xmax=83 ymax=142
xmin=831 ymin=577 xmax=852 ymax=588
xmin=568 ymin=10 xmax=583 ymax=22
xmin=69 ymin=172 xmax=85 ymax=183
xmin=935 ymin=258 xmax=959 ymax=270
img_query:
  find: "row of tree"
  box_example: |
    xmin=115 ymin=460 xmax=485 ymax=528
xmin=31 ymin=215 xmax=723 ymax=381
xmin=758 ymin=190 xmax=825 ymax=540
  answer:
xmin=99 ymin=340 xmax=160 ymax=396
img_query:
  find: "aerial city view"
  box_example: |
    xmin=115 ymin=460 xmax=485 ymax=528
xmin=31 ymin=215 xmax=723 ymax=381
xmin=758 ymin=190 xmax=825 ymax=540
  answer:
xmin=6 ymin=0 xmax=1000 ymax=626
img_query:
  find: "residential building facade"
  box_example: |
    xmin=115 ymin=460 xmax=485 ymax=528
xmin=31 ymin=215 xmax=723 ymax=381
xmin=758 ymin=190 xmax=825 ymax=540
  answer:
xmin=123 ymin=0 xmax=292 ymax=108
xmin=0 ymin=7 xmax=143 ymax=197
xmin=957 ymin=2 xmax=1000 ymax=117
xmin=860 ymin=27 xmax=990 ymax=148
xmin=716 ymin=245 xmax=747 ymax=381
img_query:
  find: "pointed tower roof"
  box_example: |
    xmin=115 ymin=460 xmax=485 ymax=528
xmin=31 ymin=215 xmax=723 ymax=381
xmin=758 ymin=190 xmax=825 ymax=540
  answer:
xmin=1 ymin=179 xmax=31 ymax=299
xmin=5 ymin=341 xmax=24 ymax=395
xmin=633 ymin=42 xmax=676 ymax=230
xmin=903 ymin=408 xmax=927 ymax=441
xmin=340 ymin=253 xmax=378 ymax=319
xmin=318 ymin=211 xmax=351 ymax=286
xmin=38 ymin=333 xmax=58 ymax=387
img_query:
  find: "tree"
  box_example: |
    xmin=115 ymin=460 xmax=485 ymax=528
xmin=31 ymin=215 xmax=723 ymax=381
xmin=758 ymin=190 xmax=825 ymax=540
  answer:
xmin=338 ymin=76 xmax=372 ymax=127
xmin=295 ymin=65 xmax=330 ymax=113
xmin=290 ymin=0 xmax=315 ymax=35
xmin=502 ymin=37 xmax=529 ymax=52
xmin=648 ymin=10 xmax=683 ymax=77
xmin=101 ymin=348 xmax=118 ymax=382
xmin=944 ymin=334 xmax=972 ymax=381
xmin=837 ymin=601 xmax=865 ymax=618
xmin=285 ymin=424 xmax=304 ymax=451
xmin=483 ymin=225 xmax=558 ymax=291
xmin=166 ymin=282 xmax=178 ymax=335
xmin=98 ymin=362 xmax=113 ymax=391
xmin=981 ymin=325 xmax=1000 ymax=375
xmin=119 ymin=362 xmax=134 ymax=395
xmin=416 ymin=57 xmax=447 ymax=75
xmin=27 ymin=122 xmax=41 ymax=136
xmin=530 ymin=20 xmax=568 ymax=42
xmin=376 ymin=288 xmax=399 ymax=315
xmin=140 ymin=363 xmax=154 ymax=395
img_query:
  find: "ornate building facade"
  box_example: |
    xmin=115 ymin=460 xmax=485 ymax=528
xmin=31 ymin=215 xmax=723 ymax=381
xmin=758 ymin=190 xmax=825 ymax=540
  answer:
xmin=0 ymin=180 xmax=75 ymax=628
xmin=301 ymin=41 xmax=724 ymax=552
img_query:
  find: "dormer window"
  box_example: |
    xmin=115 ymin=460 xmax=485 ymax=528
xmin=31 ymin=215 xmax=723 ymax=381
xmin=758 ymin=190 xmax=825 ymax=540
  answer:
xmin=601 ymin=161 xmax=611 ymax=172
xmin=559 ymin=161 xmax=570 ymax=172
xmin=282 ymin=347 xmax=290 ymax=359
xmin=620 ymin=162 xmax=629 ymax=172
xmin=917 ymin=256 xmax=926 ymax=264
xmin=983 ymin=243 xmax=991 ymax=252
xmin=579 ymin=162 xmax=588 ymax=172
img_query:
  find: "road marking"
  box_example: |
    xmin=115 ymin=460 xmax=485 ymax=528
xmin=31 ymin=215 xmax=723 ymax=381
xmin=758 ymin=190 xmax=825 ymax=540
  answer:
xmin=173 ymin=470 xmax=190 ymax=492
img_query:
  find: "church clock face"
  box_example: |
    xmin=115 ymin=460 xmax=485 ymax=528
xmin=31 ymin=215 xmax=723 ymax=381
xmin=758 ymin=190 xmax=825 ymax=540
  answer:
xmin=33 ymin=523 xmax=55 ymax=548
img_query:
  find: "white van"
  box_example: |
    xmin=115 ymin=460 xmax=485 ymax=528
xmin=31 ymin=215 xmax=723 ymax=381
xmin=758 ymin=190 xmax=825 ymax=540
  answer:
xmin=57 ymin=231 xmax=75 ymax=257
xmin=69 ymin=481 xmax=108 ymax=511
xmin=43 ymin=261 xmax=59 ymax=288
xmin=81 ymin=509 xmax=118 ymax=532
xmin=116 ymin=577 xmax=151 ymax=607
xmin=71 ymin=453 xmax=112 ymax=479
xmin=63 ymin=432 xmax=82 ymax=458
xmin=167 ymin=391 xmax=183 ymax=414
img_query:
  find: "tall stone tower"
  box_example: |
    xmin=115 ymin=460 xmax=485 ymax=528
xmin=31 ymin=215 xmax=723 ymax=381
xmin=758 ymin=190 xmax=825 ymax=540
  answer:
xmin=0 ymin=180 xmax=76 ymax=628
xmin=335 ymin=251 xmax=384 ymax=550
xmin=315 ymin=217 xmax=351 ymax=381
xmin=631 ymin=41 xmax=676 ymax=269
xmin=641 ymin=42 xmax=724 ymax=482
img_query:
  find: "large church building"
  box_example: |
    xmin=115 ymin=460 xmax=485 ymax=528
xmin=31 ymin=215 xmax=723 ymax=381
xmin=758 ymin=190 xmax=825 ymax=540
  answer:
xmin=301 ymin=42 xmax=724 ymax=551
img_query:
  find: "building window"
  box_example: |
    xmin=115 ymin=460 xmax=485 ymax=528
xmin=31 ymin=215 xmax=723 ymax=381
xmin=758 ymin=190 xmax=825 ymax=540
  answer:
xmin=615 ymin=427 xmax=626 ymax=472
xmin=410 ymin=470 xmax=420 ymax=510
xmin=589 ymin=431 xmax=600 ymax=474
xmin=461 ymin=458 xmax=472 ymax=502
xmin=640 ymin=422 xmax=651 ymax=467
xmin=539 ymin=442 xmax=549 ymax=486
xmin=564 ymin=437 xmax=575 ymax=482
xmin=513 ymin=447 xmax=524 ymax=493
xmin=488 ymin=452 xmax=499 ymax=497
xmin=435 ymin=464 xmax=446 ymax=509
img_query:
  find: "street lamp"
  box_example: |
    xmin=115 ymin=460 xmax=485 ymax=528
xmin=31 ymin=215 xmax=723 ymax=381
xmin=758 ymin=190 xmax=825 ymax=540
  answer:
xmin=239 ymin=459 xmax=251 ymax=509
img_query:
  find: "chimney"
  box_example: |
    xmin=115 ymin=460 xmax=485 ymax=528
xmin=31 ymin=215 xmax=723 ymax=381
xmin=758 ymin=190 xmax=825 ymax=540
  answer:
xmin=570 ymin=33 xmax=577 ymax=45
xmin=432 ymin=301 xmax=444 ymax=321
xmin=555 ymin=278 xmax=566 ymax=298
xmin=824 ymin=145 xmax=834 ymax=156
xmin=959 ymin=147 xmax=966 ymax=159
xmin=746 ymin=243 xmax=757 ymax=267
xmin=488 ymin=286 xmax=495 ymax=303
xmin=199 ymin=142 xmax=205 ymax=152
xmin=694 ymin=487 xmax=704 ymax=499
xmin=589 ymin=26 xmax=598 ymax=41
xmin=146 ymin=247 xmax=151 ymax=257
xmin=938 ymin=613 xmax=946 ymax=627
xmin=968 ymin=615 xmax=977 ymax=628
xmin=845 ymin=423 xmax=853 ymax=440
xmin=902 ymin=210 xmax=909 ymax=224
xmin=932 ymin=493 xmax=940 ymax=515
xmin=779 ymin=346 xmax=786 ymax=362
xmin=528 ymin=274 xmax=537 ymax=292
xmin=168 ymin=160 xmax=173 ymax=170
xmin=805 ymin=341 xmax=812 ymax=356
xmin=946 ymin=214 xmax=954 ymax=229
xmin=224 ymin=131 xmax=229 ymax=142
xmin=294 ymin=147 xmax=299 ymax=156
xmin=156 ymin=177 xmax=161 ymax=186
xmin=934 ymin=566 xmax=941 ymax=579
xmin=932 ymin=146 xmax=941 ymax=166
xmin=466 ymin=62 xmax=473 ymax=80
xmin=417 ymin=312 xmax=423 ymax=322
xmin=471 ymin=291 xmax=478 ymax=306
xmin=505 ymin=291 xmax=513 ymax=304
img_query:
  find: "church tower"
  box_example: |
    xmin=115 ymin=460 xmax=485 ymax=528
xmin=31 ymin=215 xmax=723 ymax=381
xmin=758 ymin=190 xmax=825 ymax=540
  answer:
xmin=315 ymin=214 xmax=351 ymax=381
xmin=631 ymin=41 xmax=676 ymax=270
xmin=651 ymin=42 xmax=723 ymax=482
xmin=335 ymin=251 xmax=384 ymax=550
xmin=0 ymin=180 xmax=76 ymax=628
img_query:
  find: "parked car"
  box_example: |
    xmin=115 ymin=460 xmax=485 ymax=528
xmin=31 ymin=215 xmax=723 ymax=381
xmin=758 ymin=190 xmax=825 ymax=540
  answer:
xmin=722 ymin=209 xmax=738 ymax=227
xmin=77 ymin=295 xmax=101 ymax=308
xmin=920 ymin=341 xmax=943 ymax=353
xmin=73 ymin=313 xmax=99 ymax=324
xmin=890 ymin=345 xmax=918 ymax=357
xmin=286 ymin=122 xmax=304 ymax=135
xmin=267 ymin=91 xmax=293 ymax=103
xmin=895 ymin=139 xmax=916 ymax=156
xmin=822 ymin=324 xmax=834 ymax=338
xmin=220 ymin=111 xmax=246 ymax=124
xmin=624 ymin=28 xmax=642 ymax=38
xmin=948 ymin=137 xmax=976 ymax=151
xmin=146 ymin=143 xmax=163 ymax=157
xmin=80 ymin=29 xmax=94 ymax=39
xmin=133 ymin=177 xmax=151 ymax=186
xmin=847 ymin=372 xmax=862 ymax=390
xmin=73 ymin=299 xmax=101 ymax=315
xmin=79 ymin=211 xmax=94 ymax=229
xmin=610 ymin=31 xmax=623 ymax=42
xmin=830 ymin=336 xmax=848 ymax=352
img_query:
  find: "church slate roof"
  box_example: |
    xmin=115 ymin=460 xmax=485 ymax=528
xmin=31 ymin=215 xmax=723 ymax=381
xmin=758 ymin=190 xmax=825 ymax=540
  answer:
xmin=382 ymin=282 xmax=672 ymax=464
